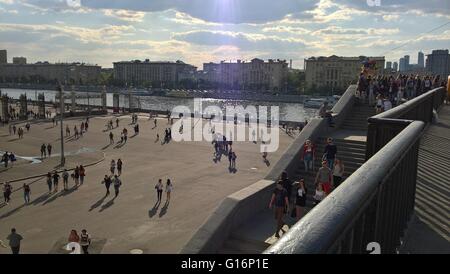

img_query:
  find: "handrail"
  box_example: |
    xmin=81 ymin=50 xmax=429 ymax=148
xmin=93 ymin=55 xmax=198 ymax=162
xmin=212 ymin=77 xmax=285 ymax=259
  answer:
xmin=264 ymin=121 xmax=424 ymax=254
xmin=265 ymin=86 xmax=447 ymax=254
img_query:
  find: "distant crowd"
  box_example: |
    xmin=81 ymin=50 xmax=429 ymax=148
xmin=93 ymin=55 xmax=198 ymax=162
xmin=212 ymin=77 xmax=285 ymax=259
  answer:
xmin=356 ymin=73 xmax=448 ymax=112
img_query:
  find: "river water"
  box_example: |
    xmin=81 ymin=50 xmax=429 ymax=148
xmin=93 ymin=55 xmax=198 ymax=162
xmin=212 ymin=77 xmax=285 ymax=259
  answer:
xmin=0 ymin=88 xmax=318 ymax=122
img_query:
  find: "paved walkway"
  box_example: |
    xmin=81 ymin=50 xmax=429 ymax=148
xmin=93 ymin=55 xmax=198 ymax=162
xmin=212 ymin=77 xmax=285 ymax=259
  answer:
xmin=0 ymin=113 xmax=295 ymax=253
xmin=400 ymin=104 xmax=450 ymax=254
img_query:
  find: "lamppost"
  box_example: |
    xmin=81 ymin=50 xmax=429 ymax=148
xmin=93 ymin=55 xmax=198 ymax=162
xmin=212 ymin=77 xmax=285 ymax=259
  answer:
xmin=57 ymin=83 xmax=65 ymax=166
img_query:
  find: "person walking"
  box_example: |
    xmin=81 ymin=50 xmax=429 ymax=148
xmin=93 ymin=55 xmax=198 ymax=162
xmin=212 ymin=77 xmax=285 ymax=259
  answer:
xmin=116 ymin=118 xmax=119 ymax=128
xmin=117 ymin=159 xmax=123 ymax=176
xmin=313 ymin=182 xmax=326 ymax=205
xmin=109 ymin=132 xmax=114 ymax=144
xmin=231 ymin=151 xmax=237 ymax=169
xmin=333 ymin=159 xmax=345 ymax=189
xmin=23 ymin=183 xmax=31 ymax=204
xmin=323 ymin=137 xmax=337 ymax=170
xmin=295 ymin=179 xmax=307 ymax=221
xmin=79 ymin=229 xmax=91 ymax=254
xmin=301 ymin=139 xmax=315 ymax=173
xmin=113 ymin=175 xmax=122 ymax=197
xmin=280 ymin=171 xmax=293 ymax=205
xmin=62 ymin=169 xmax=69 ymax=190
xmin=47 ymin=143 xmax=52 ymax=158
xmin=68 ymin=230 xmax=80 ymax=243
xmin=165 ymin=179 xmax=173 ymax=203
xmin=79 ymin=165 xmax=86 ymax=185
xmin=102 ymin=175 xmax=112 ymax=196
xmin=110 ymin=160 xmax=116 ymax=175
xmin=52 ymin=171 xmax=60 ymax=192
xmin=315 ymin=160 xmax=333 ymax=195
xmin=7 ymin=228 xmax=23 ymax=254
xmin=66 ymin=125 xmax=70 ymax=137
xmin=73 ymin=166 xmax=80 ymax=186
xmin=40 ymin=143 xmax=46 ymax=159
xmin=3 ymin=182 xmax=12 ymax=204
xmin=155 ymin=179 xmax=163 ymax=203
xmin=46 ymin=172 xmax=53 ymax=193
xmin=2 ymin=152 xmax=9 ymax=168
xmin=269 ymin=181 xmax=289 ymax=238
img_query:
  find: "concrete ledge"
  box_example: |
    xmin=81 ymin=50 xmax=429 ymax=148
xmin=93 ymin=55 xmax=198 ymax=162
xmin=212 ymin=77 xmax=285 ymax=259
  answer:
xmin=180 ymin=179 xmax=274 ymax=254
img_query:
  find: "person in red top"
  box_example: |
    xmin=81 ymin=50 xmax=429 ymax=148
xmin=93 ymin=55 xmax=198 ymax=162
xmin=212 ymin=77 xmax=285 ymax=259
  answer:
xmin=301 ymin=139 xmax=315 ymax=173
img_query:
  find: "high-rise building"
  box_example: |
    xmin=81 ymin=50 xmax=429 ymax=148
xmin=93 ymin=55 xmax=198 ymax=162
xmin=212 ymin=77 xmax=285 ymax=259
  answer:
xmin=426 ymin=49 xmax=450 ymax=78
xmin=201 ymin=58 xmax=288 ymax=91
xmin=386 ymin=61 xmax=392 ymax=69
xmin=404 ymin=55 xmax=410 ymax=68
xmin=399 ymin=57 xmax=406 ymax=71
xmin=418 ymin=51 xmax=424 ymax=68
xmin=393 ymin=62 xmax=398 ymax=71
xmin=113 ymin=59 xmax=197 ymax=87
xmin=13 ymin=57 xmax=27 ymax=65
xmin=304 ymin=55 xmax=385 ymax=93
xmin=0 ymin=50 xmax=6 ymax=64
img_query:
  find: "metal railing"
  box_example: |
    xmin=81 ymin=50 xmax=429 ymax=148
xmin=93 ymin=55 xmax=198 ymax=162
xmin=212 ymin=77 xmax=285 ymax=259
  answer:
xmin=265 ymin=87 xmax=447 ymax=254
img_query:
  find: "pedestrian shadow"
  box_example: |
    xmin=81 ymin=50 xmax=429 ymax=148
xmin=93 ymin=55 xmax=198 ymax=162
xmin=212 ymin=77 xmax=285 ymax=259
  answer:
xmin=31 ymin=192 xmax=51 ymax=205
xmin=130 ymin=133 xmax=138 ymax=138
xmin=264 ymin=159 xmax=271 ymax=167
xmin=228 ymin=167 xmax=237 ymax=173
xmin=44 ymin=126 xmax=55 ymax=130
xmin=0 ymin=203 xmax=26 ymax=220
xmin=101 ymin=143 xmax=112 ymax=150
xmin=99 ymin=197 xmax=116 ymax=212
xmin=8 ymin=138 xmax=20 ymax=142
xmin=148 ymin=202 xmax=160 ymax=218
xmin=89 ymin=195 xmax=107 ymax=212
xmin=59 ymin=186 xmax=78 ymax=197
xmin=113 ymin=142 xmax=125 ymax=149
xmin=159 ymin=201 xmax=169 ymax=218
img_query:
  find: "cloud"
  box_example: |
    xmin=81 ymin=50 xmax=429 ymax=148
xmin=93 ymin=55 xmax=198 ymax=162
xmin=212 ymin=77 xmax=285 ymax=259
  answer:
xmin=103 ymin=9 xmax=146 ymax=22
xmin=172 ymin=30 xmax=308 ymax=51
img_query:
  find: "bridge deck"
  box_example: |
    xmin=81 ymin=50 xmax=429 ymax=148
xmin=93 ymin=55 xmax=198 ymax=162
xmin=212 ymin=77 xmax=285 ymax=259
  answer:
xmin=400 ymin=104 xmax=450 ymax=254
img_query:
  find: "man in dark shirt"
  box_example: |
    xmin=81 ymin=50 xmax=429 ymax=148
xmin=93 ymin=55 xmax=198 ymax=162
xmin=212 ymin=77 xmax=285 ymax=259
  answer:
xmin=280 ymin=171 xmax=293 ymax=202
xmin=324 ymin=137 xmax=337 ymax=170
xmin=7 ymin=228 xmax=23 ymax=254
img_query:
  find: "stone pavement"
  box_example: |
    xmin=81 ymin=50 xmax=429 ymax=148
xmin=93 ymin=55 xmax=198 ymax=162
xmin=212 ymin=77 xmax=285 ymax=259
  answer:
xmin=0 ymin=113 xmax=295 ymax=253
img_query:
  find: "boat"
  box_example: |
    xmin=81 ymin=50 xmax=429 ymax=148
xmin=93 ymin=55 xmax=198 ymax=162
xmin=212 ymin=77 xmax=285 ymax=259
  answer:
xmin=304 ymin=98 xmax=327 ymax=108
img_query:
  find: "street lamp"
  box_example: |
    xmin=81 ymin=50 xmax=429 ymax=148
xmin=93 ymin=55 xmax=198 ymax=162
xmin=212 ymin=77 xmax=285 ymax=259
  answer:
xmin=57 ymin=83 xmax=65 ymax=166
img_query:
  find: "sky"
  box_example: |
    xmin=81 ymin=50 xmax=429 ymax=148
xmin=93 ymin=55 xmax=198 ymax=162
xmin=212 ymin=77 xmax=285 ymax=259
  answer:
xmin=0 ymin=0 xmax=449 ymax=69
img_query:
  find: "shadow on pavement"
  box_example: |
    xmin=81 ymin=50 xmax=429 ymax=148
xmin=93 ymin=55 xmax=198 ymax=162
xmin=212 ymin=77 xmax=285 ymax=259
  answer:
xmin=99 ymin=197 xmax=116 ymax=212
xmin=89 ymin=195 xmax=107 ymax=212
xmin=159 ymin=201 xmax=169 ymax=218
xmin=148 ymin=201 xmax=160 ymax=218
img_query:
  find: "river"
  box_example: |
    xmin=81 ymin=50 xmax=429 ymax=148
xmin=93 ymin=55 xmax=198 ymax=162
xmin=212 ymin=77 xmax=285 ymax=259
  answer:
xmin=0 ymin=88 xmax=318 ymax=122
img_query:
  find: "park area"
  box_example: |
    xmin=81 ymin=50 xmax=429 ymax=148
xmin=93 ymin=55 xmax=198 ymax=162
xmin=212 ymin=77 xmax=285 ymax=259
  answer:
xmin=0 ymin=113 xmax=295 ymax=253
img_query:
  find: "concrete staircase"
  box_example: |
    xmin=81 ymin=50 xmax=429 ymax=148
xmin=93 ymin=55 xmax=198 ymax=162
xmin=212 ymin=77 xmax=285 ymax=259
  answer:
xmin=294 ymin=137 xmax=367 ymax=208
xmin=341 ymin=104 xmax=376 ymax=131
xmin=217 ymin=103 xmax=375 ymax=254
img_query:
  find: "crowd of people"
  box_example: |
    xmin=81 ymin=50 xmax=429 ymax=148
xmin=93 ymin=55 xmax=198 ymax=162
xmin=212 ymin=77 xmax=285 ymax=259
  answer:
xmin=269 ymin=137 xmax=344 ymax=238
xmin=357 ymin=73 xmax=448 ymax=112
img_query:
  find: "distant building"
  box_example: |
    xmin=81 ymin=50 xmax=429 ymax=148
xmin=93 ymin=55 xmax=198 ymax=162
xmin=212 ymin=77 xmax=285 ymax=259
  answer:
xmin=393 ymin=62 xmax=398 ymax=72
xmin=386 ymin=61 xmax=392 ymax=70
xmin=201 ymin=58 xmax=288 ymax=91
xmin=426 ymin=49 xmax=450 ymax=78
xmin=0 ymin=50 xmax=6 ymax=64
xmin=399 ymin=58 xmax=405 ymax=72
xmin=113 ymin=59 xmax=197 ymax=87
xmin=304 ymin=55 xmax=385 ymax=93
xmin=12 ymin=57 xmax=26 ymax=65
xmin=0 ymin=62 xmax=101 ymax=84
xmin=418 ymin=51 xmax=424 ymax=68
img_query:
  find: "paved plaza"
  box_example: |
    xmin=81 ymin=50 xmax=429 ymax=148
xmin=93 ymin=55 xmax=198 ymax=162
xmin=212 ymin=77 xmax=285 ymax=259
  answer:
xmin=0 ymin=113 xmax=295 ymax=253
